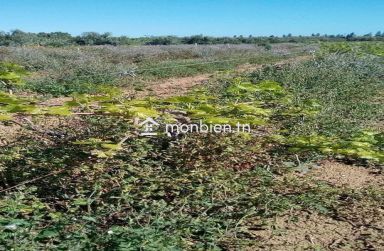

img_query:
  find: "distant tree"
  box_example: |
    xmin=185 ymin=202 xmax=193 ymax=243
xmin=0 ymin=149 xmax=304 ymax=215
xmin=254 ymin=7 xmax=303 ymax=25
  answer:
xmin=182 ymin=35 xmax=211 ymax=44
xmin=346 ymin=32 xmax=356 ymax=41
xmin=0 ymin=31 xmax=9 ymax=45
xmin=117 ymin=36 xmax=133 ymax=45
xmin=0 ymin=29 xmax=383 ymax=46
xmin=9 ymin=29 xmax=35 ymax=45
xmin=74 ymin=32 xmax=116 ymax=45
xmin=37 ymin=32 xmax=73 ymax=46
xmin=145 ymin=37 xmax=173 ymax=45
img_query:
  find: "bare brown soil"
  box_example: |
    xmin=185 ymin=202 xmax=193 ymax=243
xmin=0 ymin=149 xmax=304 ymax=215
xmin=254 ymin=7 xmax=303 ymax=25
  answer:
xmin=0 ymin=123 xmax=22 ymax=146
xmin=247 ymin=208 xmax=384 ymax=250
xmin=135 ymin=73 xmax=211 ymax=98
xmin=244 ymin=161 xmax=384 ymax=250
xmin=309 ymin=161 xmax=384 ymax=189
xmin=248 ymin=211 xmax=353 ymax=250
xmin=39 ymin=97 xmax=72 ymax=106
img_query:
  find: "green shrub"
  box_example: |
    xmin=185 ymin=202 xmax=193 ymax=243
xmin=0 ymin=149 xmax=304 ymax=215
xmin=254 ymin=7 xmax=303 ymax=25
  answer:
xmin=0 ymin=62 xmax=27 ymax=93
xmin=250 ymin=53 xmax=384 ymax=136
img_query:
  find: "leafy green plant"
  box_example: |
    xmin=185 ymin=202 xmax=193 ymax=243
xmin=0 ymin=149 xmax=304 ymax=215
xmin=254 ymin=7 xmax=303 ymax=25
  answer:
xmin=0 ymin=62 xmax=28 ymax=94
xmin=275 ymin=130 xmax=384 ymax=163
xmin=319 ymin=41 xmax=384 ymax=57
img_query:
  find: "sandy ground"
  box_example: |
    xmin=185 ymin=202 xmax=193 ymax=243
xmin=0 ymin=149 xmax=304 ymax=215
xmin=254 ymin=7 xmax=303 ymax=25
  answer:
xmin=246 ymin=161 xmax=384 ymax=251
xmin=136 ymin=73 xmax=211 ymax=98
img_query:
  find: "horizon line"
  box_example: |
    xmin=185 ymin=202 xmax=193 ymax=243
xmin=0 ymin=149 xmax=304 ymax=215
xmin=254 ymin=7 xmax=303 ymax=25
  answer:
xmin=1 ymin=29 xmax=383 ymax=38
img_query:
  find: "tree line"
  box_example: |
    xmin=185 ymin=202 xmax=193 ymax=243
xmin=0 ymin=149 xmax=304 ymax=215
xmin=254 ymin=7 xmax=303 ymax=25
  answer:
xmin=1 ymin=30 xmax=383 ymax=46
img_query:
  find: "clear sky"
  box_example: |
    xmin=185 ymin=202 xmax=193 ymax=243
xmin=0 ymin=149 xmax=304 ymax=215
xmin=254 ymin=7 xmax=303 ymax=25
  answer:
xmin=1 ymin=0 xmax=383 ymax=37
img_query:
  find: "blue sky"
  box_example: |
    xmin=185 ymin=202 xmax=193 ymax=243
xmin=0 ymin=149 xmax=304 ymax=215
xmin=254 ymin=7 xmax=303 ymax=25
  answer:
xmin=1 ymin=0 xmax=383 ymax=37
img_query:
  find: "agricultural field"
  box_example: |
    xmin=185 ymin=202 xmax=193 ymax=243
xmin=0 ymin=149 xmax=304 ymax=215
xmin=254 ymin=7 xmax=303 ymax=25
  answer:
xmin=0 ymin=41 xmax=383 ymax=250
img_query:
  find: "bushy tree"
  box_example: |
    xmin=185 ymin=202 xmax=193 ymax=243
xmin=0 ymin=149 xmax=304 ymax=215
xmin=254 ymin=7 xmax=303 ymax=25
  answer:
xmin=145 ymin=36 xmax=174 ymax=45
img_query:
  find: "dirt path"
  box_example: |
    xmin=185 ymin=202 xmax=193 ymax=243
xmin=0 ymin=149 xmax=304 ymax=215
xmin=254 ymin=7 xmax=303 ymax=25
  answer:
xmin=236 ymin=54 xmax=311 ymax=73
xmin=129 ymin=54 xmax=312 ymax=98
xmin=133 ymin=73 xmax=212 ymax=98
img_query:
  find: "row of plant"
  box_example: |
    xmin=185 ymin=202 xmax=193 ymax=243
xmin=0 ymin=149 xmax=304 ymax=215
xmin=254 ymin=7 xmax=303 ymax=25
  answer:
xmin=320 ymin=41 xmax=384 ymax=56
xmin=1 ymin=74 xmax=382 ymax=164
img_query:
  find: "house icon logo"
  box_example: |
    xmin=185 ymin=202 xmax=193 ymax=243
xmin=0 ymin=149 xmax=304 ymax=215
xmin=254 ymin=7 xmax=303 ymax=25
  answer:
xmin=138 ymin=117 xmax=160 ymax=136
